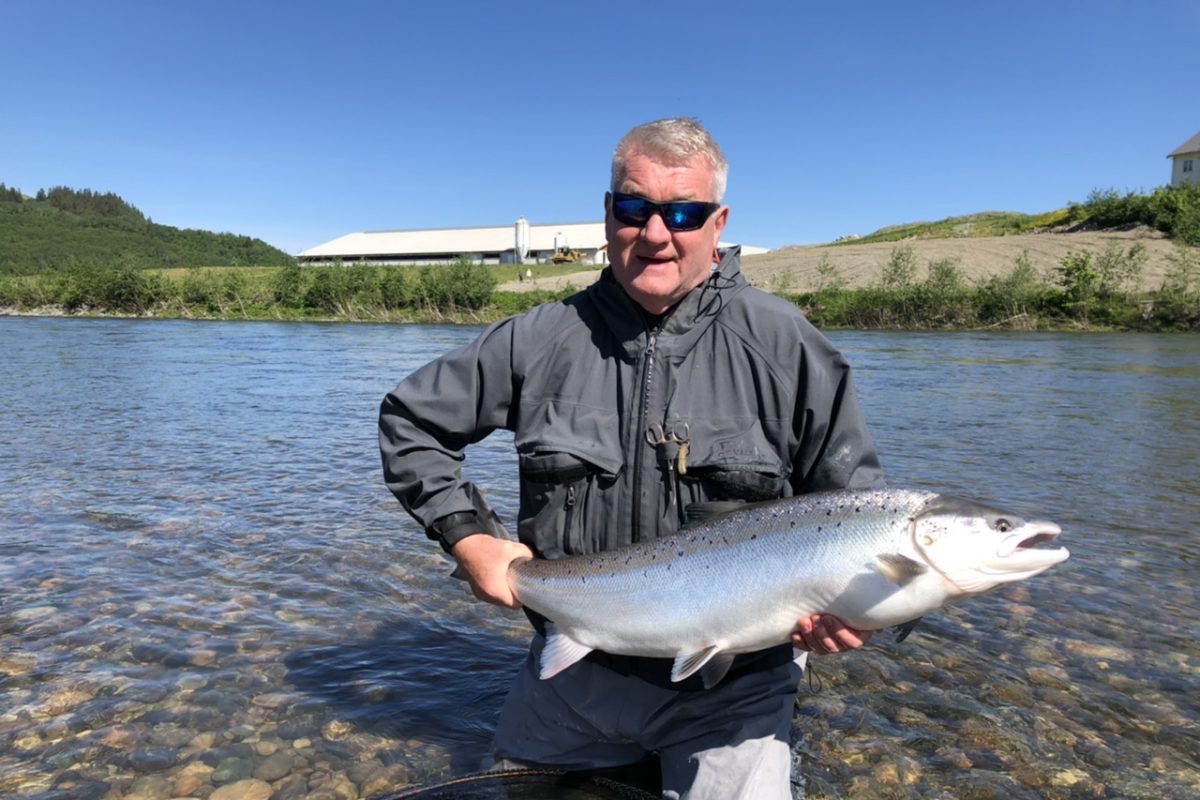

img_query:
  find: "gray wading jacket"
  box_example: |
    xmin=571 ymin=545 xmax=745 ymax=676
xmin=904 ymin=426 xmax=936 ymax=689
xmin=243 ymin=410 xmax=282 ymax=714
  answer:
xmin=379 ymin=248 xmax=884 ymax=684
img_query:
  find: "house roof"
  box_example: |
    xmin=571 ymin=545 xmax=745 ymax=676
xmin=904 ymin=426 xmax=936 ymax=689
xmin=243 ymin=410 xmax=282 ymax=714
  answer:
xmin=1167 ymin=130 xmax=1200 ymax=157
xmin=299 ymin=222 xmax=607 ymax=258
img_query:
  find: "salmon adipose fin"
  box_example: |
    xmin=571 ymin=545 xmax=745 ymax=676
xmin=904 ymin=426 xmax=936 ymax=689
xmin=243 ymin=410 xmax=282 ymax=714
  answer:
xmin=540 ymin=624 xmax=594 ymax=679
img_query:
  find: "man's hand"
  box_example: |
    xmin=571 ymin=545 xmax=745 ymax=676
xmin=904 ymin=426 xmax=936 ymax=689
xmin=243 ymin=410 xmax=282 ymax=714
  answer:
xmin=450 ymin=534 xmax=534 ymax=609
xmin=791 ymin=614 xmax=876 ymax=655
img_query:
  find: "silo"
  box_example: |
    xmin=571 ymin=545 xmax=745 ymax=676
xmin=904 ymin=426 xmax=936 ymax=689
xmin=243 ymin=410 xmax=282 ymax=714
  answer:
xmin=514 ymin=217 xmax=530 ymax=264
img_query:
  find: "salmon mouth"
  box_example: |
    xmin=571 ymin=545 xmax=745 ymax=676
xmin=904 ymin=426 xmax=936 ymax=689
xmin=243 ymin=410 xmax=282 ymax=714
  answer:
xmin=992 ymin=521 xmax=1069 ymax=575
xmin=1017 ymin=531 xmax=1060 ymax=550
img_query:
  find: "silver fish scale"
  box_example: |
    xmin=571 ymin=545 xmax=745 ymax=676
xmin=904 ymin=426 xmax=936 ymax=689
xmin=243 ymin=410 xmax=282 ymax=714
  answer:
xmin=516 ymin=488 xmax=934 ymax=579
xmin=509 ymin=488 xmax=940 ymax=656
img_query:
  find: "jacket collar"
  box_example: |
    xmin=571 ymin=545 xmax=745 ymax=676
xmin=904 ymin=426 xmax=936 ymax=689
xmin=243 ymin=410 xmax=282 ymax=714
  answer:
xmin=590 ymin=246 xmax=748 ymax=360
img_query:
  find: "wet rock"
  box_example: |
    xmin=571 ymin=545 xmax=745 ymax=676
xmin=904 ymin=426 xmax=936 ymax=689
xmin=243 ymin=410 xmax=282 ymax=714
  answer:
xmin=1026 ymin=665 xmax=1072 ymax=690
xmin=254 ymin=750 xmax=294 ymax=781
xmin=173 ymin=761 xmax=213 ymax=796
xmin=39 ymin=686 xmax=98 ymax=716
xmin=252 ymin=691 xmax=299 ymax=709
xmin=254 ymin=739 xmax=279 ymax=756
xmin=46 ymin=770 xmax=111 ymax=800
xmin=211 ymin=778 xmax=272 ymax=800
xmin=211 ymin=755 xmax=254 ymax=783
xmin=13 ymin=605 xmax=58 ymax=622
xmin=200 ymin=743 xmax=255 ymax=767
xmin=360 ymin=764 xmax=411 ymax=796
xmin=0 ymin=655 xmax=35 ymax=676
xmin=148 ymin=724 xmax=197 ymax=748
xmin=272 ymin=774 xmax=311 ymax=800
xmin=322 ymin=719 xmax=353 ymax=741
xmin=124 ymin=774 xmax=172 ymax=799
xmin=1073 ymin=739 xmax=1116 ymax=768
xmin=125 ymin=746 xmax=178 ymax=772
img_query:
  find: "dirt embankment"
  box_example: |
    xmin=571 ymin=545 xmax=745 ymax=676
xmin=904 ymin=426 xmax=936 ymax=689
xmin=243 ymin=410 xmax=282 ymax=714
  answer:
xmin=498 ymin=229 xmax=1188 ymax=294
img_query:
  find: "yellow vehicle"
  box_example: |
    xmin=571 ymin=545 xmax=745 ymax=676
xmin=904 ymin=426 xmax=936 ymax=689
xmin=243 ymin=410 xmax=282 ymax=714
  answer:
xmin=552 ymin=247 xmax=584 ymax=264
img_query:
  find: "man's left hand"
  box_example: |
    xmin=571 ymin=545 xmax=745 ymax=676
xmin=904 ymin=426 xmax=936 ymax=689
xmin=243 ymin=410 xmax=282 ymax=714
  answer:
xmin=791 ymin=614 xmax=876 ymax=655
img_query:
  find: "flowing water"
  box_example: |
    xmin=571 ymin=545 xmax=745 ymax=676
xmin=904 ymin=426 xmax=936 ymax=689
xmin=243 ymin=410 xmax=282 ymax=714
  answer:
xmin=0 ymin=317 xmax=1196 ymax=800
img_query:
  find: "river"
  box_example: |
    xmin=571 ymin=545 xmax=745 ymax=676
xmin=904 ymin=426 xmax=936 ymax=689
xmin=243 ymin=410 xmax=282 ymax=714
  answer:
xmin=0 ymin=317 xmax=1196 ymax=800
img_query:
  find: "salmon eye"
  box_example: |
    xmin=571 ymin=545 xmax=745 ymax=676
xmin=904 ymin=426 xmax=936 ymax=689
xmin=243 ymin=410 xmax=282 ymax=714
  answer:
xmin=994 ymin=518 xmax=1012 ymax=533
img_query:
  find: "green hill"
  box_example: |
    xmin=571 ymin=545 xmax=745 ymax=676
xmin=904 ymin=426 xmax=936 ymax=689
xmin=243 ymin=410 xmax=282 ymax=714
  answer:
xmin=839 ymin=209 xmax=1073 ymax=245
xmin=841 ymin=184 xmax=1200 ymax=247
xmin=0 ymin=184 xmax=293 ymax=273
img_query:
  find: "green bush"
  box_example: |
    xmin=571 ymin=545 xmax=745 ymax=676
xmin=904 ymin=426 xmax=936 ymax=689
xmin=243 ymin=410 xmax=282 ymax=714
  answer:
xmin=880 ymin=245 xmax=917 ymax=289
xmin=272 ymin=263 xmax=308 ymax=307
xmin=976 ymin=251 xmax=1051 ymax=323
xmin=379 ymin=267 xmax=412 ymax=310
xmin=1147 ymin=183 xmax=1200 ymax=245
xmin=414 ymin=256 xmax=496 ymax=311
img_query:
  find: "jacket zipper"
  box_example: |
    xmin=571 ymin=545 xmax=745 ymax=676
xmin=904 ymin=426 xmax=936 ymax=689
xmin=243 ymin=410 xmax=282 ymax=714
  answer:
xmin=631 ymin=326 xmax=659 ymax=542
xmin=563 ymin=483 xmax=578 ymax=552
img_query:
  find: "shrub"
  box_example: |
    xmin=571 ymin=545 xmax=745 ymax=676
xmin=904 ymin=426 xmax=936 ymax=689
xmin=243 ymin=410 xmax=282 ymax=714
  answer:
xmin=414 ymin=256 xmax=496 ymax=311
xmin=379 ymin=266 xmax=412 ymax=309
xmin=815 ymin=254 xmax=845 ymax=292
xmin=1094 ymin=242 xmax=1147 ymax=296
xmin=272 ymin=263 xmax=308 ymax=307
xmin=880 ymin=245 xmax=917 ymax=289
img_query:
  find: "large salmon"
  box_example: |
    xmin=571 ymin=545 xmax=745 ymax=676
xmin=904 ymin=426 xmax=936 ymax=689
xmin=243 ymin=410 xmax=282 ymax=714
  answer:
xmin=507 ymin=488 xmax=1069 ymax=688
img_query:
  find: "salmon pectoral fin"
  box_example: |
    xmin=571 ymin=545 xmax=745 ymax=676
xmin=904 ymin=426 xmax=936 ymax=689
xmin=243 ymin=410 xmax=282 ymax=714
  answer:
xmin=874 ymin=553 xmax=928 ymax=586
xmin=539 ymin=624 xmax=595 ymax=680
xmin=671 ymin=645 xmax=735 ymax=688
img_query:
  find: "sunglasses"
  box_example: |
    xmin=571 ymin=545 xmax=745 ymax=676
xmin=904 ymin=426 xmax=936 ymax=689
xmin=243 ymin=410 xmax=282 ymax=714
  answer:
xmin=609 ymin=192 xmax=721 ymax=232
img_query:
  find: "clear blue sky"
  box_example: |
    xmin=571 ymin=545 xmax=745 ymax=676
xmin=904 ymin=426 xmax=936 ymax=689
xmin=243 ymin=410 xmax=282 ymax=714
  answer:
xmin=3 ymin=1 xmax=1196 ymax=254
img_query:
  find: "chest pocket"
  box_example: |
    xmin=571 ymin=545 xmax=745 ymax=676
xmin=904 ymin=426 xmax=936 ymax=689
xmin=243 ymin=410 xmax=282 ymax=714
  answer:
xmin=517 ymin=445 xmax=623 ymax=558
xmin=677 ymin=417 xmax=789 ymax=505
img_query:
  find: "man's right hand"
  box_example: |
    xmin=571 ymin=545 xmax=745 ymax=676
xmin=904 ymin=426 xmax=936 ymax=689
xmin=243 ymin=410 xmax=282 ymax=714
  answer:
xmin=449 ymin=534 xmax=534 ymax=609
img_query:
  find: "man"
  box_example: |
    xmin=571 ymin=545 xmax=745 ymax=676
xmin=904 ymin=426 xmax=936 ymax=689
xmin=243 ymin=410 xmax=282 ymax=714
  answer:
xmin=380 ymin=118 xmax=883 ymax=799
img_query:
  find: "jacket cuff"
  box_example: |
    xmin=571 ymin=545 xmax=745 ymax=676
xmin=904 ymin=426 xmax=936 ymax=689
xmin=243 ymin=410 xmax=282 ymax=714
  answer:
xmin=428 ymin=511 xmax=489 ymax=552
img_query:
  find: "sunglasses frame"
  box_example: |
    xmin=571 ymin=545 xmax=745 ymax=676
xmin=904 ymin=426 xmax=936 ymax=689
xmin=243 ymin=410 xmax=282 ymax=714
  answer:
xmin=608 ymin=192 xmax=722 ymax=233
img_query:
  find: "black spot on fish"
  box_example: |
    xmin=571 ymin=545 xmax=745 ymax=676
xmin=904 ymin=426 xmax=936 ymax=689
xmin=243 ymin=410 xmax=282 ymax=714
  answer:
xmin=751 ymin=534 xmax=758 ymax=540
xmin=678 ymin=550 xmax=684 ymax=557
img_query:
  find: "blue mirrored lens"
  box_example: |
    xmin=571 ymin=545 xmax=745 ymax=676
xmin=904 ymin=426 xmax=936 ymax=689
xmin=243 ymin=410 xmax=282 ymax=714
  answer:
xmin=611 ymin=193 xmax=716 ymax=232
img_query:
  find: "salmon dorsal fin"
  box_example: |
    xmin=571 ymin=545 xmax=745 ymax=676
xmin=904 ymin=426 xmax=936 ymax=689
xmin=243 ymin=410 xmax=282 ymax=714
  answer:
xmin=539 ymin=624 xmax=594 ymax=680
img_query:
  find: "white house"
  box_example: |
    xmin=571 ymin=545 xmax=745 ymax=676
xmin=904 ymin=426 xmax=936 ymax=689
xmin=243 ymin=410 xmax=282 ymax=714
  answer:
xmin=1167 ymin=130 xmax=1200 ymax=187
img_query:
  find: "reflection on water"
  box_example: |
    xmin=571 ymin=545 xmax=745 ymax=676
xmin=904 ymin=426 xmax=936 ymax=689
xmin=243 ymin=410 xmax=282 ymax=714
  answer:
xmin=0 ymin=318 xmax=1197 ymax=799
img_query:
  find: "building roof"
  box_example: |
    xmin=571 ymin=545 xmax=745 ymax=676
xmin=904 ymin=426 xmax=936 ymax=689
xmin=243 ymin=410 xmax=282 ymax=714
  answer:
xmin=299 ymin=221 xmax=606 ymax=259
xmin=1167 ymin=130 xmax=1200 ymax=157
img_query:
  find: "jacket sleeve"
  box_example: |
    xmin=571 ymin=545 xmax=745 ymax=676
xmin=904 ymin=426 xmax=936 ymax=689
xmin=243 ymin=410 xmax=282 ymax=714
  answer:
xmin=790 ymin=329 xmax=886 ymax=494
xmin=378 ymin=318 xmax=520 ymax=550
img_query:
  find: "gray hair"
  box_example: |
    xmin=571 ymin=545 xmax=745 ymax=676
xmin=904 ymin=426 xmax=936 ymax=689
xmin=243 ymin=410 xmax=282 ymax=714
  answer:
xmin=610 ymin=117 xmax=728 ymax=203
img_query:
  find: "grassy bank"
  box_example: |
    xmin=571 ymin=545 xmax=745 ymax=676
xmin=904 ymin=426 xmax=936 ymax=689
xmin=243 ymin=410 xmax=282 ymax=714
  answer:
xmin=2 ymin=246 xmax=1198 ymax=331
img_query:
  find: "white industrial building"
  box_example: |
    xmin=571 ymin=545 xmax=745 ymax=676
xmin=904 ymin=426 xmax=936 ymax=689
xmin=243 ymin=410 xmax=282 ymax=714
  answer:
xmin=298 ymin=219 xmax=608 ymax=266
xmin=298 ymin=218 xmax=770 ymax=266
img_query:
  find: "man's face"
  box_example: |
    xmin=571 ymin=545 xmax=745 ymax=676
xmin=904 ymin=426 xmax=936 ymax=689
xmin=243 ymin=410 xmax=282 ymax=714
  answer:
xmin=606 ymin=152 xmax=729 ymax=315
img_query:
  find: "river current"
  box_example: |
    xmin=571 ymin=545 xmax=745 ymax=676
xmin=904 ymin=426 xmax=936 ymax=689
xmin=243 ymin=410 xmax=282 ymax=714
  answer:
xmin=0 ymin=317 xmax=1196 ymax=799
